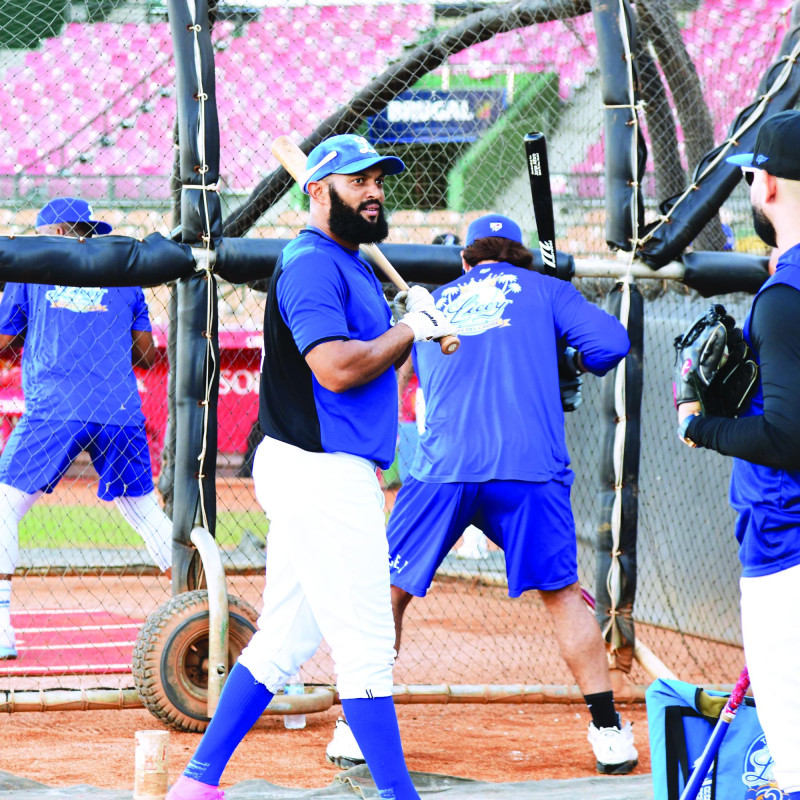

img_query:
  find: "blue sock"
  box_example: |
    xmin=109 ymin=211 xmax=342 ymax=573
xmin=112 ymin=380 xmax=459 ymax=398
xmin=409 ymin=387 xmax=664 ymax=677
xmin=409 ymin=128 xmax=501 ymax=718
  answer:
xmin=341 ymin=696 xmax=419 ymax=800
xmin=183 ymin=662 xmax=273 ymax=785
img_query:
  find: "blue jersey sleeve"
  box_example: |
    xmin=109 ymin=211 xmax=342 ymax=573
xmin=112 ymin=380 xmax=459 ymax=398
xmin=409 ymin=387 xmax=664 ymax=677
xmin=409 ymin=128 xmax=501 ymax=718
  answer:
xmin=277 ymin=253 xmax=350 ymax=356
xmin=551 ymin=282 xmax=630 ymax=375
xmin=131 ymin=288 xmax=152 ymax=332
xmin=0 ymin=283 xmax=29 ymax=337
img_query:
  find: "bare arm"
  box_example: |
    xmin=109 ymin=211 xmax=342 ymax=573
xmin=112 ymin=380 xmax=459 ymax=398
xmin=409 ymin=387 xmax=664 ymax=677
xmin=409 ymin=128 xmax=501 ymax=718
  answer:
xmin=396 ymin=353 xmax=414 ymax=394
xmin=132 ymin=329 xmax=159 ymax=370
xmin=0 ymin=332 xmax=24 ymax=363
xmin=395 ymin=342 xmax=413 ymax=370
xmin=305 ymin=324 xmax=414 ymax=393
xmin=396 ymin=353 xmax=416 ymax=420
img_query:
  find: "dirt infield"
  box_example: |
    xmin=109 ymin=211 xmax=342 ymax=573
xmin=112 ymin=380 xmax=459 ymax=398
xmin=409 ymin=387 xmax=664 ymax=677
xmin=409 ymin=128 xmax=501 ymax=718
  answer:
xmin=7 ymin=476 xmax=730 ymax=793
xmin=1 ymin=702 xmax=652 ymax=791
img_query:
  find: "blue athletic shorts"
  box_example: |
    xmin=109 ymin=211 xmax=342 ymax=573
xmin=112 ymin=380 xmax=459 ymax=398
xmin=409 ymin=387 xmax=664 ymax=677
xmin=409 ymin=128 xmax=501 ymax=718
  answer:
xmin=0 ymin=417 xmax=155 ymax=500
xmin=387 ymin=476 xmax=578 ymax=597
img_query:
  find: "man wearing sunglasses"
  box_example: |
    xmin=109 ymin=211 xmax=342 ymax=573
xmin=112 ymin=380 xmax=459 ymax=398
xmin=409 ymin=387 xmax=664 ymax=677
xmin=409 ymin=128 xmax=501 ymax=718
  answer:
xmin=676 ymin=110 xmax=800 ymax=798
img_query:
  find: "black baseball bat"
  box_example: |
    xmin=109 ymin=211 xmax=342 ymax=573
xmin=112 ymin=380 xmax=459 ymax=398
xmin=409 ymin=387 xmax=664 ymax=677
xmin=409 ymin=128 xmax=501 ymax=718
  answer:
xmin=524 ymin=132 xmax=557 ymax=277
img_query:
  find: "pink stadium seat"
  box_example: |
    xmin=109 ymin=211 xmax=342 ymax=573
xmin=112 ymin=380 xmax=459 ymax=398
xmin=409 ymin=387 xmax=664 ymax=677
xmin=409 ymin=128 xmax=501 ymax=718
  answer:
xmin=5 ymin=3 xmax=766 ymax=195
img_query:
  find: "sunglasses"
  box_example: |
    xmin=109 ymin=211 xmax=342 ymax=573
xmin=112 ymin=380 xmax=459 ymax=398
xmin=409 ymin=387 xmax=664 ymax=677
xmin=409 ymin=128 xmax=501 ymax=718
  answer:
xmin=741 ymin=168 xmax=757 ymax=186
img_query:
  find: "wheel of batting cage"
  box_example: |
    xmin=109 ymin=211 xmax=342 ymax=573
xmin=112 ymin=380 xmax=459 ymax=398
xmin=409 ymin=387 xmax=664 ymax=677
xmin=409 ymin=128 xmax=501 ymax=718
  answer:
xmin=132 ymin=590 xmax=259 ymax=733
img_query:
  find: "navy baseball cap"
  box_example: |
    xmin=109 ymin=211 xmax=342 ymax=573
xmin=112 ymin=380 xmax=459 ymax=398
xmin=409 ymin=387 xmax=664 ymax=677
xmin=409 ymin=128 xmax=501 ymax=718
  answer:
xmin=465 ymin=214 xmax=523 ymax=246
xmin=36 ymin=197 xmax=113 ymax=235
xmin=726 ymin=110 xmax=800 ymax=180
xmin=302 ymin=134 xmax=405 ymax=194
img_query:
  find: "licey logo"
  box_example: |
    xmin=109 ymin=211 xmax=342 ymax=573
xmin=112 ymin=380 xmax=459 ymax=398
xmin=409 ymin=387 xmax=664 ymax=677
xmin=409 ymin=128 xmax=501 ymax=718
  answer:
xmin=45 ymin=286 xmax=108 ymax=313
xmin=437 ymin=270 xmax=520 ymax=336
xmin=490 ymin=222 xmax=503 ymax=233
xmin=742 ymin=733 xmax=784 ymax=799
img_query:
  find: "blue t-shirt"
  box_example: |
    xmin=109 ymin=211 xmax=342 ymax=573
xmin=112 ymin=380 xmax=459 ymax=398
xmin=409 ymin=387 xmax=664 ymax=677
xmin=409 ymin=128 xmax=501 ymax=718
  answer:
xmin=410 ymin=263 xmax=630 ymax=483
xmin=731 ymin=244 xmax=800 ymax=577
xmin=0 ymin=283 xmax=151 ymax=426
xmin=259 ymin=227 xmax=398 ymax=469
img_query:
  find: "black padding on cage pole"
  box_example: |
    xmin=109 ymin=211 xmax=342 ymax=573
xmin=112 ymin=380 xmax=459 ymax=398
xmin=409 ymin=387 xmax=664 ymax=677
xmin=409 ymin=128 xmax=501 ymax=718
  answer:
xmin=591 ymin=0 xmax=646 ymax=252
xmin=0 ymin=233 xmax=195 ymax=286
xmin=682 ymin=251 xmax=770 ymax=297
xmin=638 ymin=11 xmax=800 ymax=268
xmin=172 ymin=274 xmax=219 ymax=545
xmin=168 ymin=0 xmax=223 ymax=582
xmin=214 ymin=238 xmax=576 ymax=286
xmin=167 ymin=0 xmax=222 ymax=244
xmin=595 ymin=282 xmax=643 ymax=669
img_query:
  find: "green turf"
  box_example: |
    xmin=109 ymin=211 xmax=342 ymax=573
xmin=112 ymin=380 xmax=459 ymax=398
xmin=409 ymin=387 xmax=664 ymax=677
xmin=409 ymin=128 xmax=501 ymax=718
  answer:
xmin=18 ymin=504 xmax=268 ymax=549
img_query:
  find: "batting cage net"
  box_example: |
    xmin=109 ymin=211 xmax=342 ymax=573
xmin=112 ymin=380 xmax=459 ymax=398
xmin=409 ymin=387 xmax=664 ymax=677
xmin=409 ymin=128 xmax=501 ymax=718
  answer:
xmin=0 ymin=0 xmax=791 ymax=711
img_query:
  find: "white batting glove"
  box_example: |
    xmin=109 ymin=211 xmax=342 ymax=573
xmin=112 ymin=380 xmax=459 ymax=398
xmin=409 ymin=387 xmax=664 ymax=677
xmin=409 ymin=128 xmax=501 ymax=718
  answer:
xmin=399 ymin=308 xmax=457 ymax=343
xmin=394 ymin=285 xmax=436 ymax=317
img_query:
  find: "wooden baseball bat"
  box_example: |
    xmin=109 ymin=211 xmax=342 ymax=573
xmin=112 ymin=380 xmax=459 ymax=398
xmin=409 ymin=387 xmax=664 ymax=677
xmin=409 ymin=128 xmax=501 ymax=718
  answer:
xmin=524 ymin=132 xmax=558 ymax=278
xmin=270 ymin=135 xmax=460 ymax=355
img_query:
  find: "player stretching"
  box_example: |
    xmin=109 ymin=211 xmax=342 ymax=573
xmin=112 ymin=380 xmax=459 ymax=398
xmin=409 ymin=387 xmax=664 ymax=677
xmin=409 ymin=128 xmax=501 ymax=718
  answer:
xmin=166 ymin=134 xmax=454 ymax=800
xmin=0 ymin=197 xmax=172 ymax=660
xmin=330 ymin=214 xmax=637 ymax=775
xmin=675 ymin=111 xmax=800 ymax=798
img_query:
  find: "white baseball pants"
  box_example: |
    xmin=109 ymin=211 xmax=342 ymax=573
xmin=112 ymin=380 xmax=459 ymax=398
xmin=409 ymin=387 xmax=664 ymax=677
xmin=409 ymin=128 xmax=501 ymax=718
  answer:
xmin=238 ymin=436 xmax=396 ymax=699
xmin=741 ymin=561 xmax=800 ymax=793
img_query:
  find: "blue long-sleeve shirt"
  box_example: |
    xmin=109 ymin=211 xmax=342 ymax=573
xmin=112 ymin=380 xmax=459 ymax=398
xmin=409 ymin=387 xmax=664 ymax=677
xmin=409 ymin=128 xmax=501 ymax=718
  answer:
xmin=410 ymin=263 xmax=630 ymax=484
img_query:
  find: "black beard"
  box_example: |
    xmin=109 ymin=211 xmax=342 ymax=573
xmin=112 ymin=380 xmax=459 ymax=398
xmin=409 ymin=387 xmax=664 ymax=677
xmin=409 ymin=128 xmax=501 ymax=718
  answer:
xmin=752 ymin=204 xmax=777 ymax=249
xmin=327 ymin=183 xmax=389 ymax=245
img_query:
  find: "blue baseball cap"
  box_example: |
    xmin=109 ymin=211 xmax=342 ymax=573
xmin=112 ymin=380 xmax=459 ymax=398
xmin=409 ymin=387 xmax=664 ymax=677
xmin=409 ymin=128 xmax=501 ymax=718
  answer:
xmin=302 ymin=134 xmax=405 ymax=194
xmin=465 ymin=214 xmax=523 ymax=246
xmin=36 ymin=197 xmax=113 ymax=235
xmin=726 ymin=110 xmax=800 ymax=180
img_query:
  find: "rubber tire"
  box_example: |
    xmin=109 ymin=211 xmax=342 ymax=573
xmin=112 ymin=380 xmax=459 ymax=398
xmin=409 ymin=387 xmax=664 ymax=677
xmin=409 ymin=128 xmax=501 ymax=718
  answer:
xmin=132 ymin=590 xmax=259 ymax=733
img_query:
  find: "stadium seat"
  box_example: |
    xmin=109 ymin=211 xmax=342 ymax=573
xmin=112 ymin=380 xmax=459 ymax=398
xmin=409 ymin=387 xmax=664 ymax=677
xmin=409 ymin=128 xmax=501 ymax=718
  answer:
xmin=3 ymin=0 xmax=782 ymax=195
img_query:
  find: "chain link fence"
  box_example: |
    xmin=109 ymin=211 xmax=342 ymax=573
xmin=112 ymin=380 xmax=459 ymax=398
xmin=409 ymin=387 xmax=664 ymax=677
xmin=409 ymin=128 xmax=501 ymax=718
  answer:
xmin=0 ymin=0 xmax=788 ymax=704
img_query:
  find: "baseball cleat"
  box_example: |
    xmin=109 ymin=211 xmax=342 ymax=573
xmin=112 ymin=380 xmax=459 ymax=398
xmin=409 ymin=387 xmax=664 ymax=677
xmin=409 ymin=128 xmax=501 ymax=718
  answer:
xmin=587 ymin=720 xmax=638 ymax=775
xmin=325 ymin=717 xmax=366 ymax=769
xmin=165 ymin=776 xmax=224 ymax=800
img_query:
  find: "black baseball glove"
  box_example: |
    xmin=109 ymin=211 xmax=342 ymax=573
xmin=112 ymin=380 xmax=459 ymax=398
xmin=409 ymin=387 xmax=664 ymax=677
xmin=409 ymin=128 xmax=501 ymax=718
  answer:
xmin=673 ymin=304 xmax=758 ymax=417
xmin=559 ymin=345 xmax=583 ymax=413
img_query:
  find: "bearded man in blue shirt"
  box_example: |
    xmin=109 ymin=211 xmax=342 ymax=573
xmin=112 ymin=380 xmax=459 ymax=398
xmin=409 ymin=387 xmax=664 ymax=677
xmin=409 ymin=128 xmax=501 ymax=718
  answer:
xmin=167 ymin=134 xmax=455 ymax=800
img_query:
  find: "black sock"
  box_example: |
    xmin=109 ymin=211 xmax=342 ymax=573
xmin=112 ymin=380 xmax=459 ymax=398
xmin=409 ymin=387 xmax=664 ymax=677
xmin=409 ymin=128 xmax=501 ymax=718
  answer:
xmin=584 ymin=691 xmax=619 ymax=729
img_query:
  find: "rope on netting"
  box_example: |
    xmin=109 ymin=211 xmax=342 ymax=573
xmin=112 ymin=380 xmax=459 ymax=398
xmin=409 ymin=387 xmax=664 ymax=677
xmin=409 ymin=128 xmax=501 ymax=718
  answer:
xmin=638 ymin=33 xmax=800 ymax=248
xmin=598 ymin=0 xmax=639 ymax=653
xmin=186 ymin=1 xmax=217 ymax=533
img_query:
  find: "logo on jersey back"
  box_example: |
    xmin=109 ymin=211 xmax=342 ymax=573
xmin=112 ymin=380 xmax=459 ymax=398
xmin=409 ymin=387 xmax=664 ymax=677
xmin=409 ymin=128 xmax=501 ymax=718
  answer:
xmin=437 ymin=269 xmax=519 ymax=336
xmin=46 ymin=286 xmax=108 ymax=312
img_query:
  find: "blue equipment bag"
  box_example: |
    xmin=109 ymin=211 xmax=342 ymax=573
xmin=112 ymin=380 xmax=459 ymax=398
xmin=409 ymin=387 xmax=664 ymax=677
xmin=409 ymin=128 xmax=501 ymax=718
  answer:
xmin=646 ymin=678 xmax=787 ymax=799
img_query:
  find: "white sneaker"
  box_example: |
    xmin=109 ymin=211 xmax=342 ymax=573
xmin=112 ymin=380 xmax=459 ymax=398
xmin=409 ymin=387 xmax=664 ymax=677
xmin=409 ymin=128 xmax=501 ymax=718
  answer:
xmin=325 ymin=718 xmax=365 ymax=769
xmin=456 ymin=525 xmax=489 ymax=559
xmin=587 ymin=720 xmax=638 ymax=774
xmin=0 ymin=626 xmax=16 ymax=660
